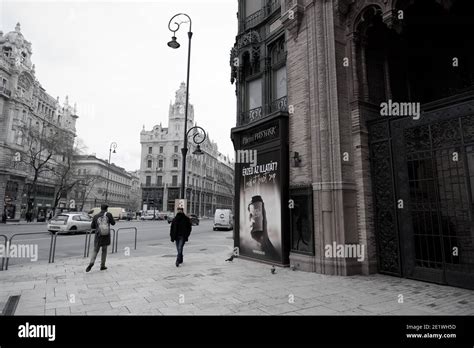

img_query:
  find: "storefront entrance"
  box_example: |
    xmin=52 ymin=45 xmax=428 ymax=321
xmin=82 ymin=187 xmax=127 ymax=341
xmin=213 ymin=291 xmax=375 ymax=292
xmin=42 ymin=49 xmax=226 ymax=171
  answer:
xmin=369 ymin=106 xmax=474 ymax=289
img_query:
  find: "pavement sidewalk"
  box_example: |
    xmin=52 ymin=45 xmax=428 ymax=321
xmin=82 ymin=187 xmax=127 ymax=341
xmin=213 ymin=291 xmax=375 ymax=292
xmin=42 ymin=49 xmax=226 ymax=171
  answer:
xmin=0 ymin=232 xmax=473 ymax=316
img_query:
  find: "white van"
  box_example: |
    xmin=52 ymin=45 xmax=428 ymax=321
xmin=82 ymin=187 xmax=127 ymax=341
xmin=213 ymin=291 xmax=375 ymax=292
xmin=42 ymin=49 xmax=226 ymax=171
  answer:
xmin=88 ymin=207 xmax=125 ymax=221
xmin=213 ymin=209 xmax=233 ymax=231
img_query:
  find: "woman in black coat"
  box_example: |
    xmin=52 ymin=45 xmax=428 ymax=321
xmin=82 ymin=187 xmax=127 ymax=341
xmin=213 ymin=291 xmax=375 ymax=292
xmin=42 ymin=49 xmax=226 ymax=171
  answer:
xmin=170 ymin=208 xmax=192 ymax=267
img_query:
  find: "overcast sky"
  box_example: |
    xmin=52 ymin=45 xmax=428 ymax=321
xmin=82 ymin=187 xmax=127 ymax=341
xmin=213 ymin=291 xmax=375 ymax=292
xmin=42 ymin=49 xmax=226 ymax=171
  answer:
xmin=1 ymin=0 xmax=237 ymax=171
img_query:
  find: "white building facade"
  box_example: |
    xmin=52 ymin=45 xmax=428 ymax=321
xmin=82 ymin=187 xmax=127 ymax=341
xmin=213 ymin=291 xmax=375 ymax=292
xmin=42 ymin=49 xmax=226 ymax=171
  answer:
xmin=140 ymin=83 xmax=234 ymax=216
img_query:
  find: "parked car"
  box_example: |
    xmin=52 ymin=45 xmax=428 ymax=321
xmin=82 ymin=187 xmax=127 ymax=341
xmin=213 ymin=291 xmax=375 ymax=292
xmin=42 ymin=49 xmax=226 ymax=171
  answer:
xmin=189 ymin=214 xmax=199 ymax=226
xmin=167 ymin=213 xmax=175 ymax=224
xmin=213 ymin=209 xmax=233 ymax=231
xmin=140 ymin=214 xmax=155 ymax=221
xmin=47 ymin=212 xmax=92 ymax=234
xmin=123 ymin=211 xmax=135 ymax=221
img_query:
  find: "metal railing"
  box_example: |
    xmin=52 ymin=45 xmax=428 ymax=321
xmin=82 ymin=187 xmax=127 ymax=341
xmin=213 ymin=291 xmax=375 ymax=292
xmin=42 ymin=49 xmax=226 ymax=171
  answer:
xmin=239 ymin=97 xmax=288 ymax=126
xmin=2 ymin=226 xmax=135 ymax=270
xmin=82 ymin=229 xmax=116 ymax=258
xmin=241 ymin=106 xmax=263 ymax=124
xmin=49 ymin=228 xmax=116 ymax=263
xmin=5 ymin=232 xmax=53 ymax=270
xmin=244 ymin=9 xmax=264 ymax=30
xmin=270 ymin=95 xmax=288 ymax=113
xmin=114 ymin=227 xmax=137 ymax=254
xmin=241 ymin=0 xmax=281 ymax=32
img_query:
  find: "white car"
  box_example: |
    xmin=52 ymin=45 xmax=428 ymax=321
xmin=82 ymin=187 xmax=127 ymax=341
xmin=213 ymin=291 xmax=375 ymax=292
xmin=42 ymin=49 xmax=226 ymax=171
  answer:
xmin=47 ymin=212 xmax=93 ymax=234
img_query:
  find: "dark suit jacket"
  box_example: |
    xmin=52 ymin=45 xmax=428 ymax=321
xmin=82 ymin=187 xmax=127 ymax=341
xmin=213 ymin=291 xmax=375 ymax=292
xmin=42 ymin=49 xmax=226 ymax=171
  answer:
xmin=170 ymin=213 xmax=192 ymax=242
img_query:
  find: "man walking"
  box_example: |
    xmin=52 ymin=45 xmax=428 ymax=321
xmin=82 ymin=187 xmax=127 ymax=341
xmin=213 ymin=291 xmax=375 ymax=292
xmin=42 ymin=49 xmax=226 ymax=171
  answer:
xmin=86 ymin=204 xmax=115 ymax=272
xmin=170 ymin=208 xmax=192 ymax=267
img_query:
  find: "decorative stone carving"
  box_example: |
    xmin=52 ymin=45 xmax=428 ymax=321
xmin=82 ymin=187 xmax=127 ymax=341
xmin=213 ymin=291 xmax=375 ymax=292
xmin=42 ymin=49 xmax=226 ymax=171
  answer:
xmin=281 ymin=0 xmax=304 ymax=39
xmin=17 ymin=72 xmax=33 ymax=90
xmin=236 ymin=30 xmax=261 ymax=50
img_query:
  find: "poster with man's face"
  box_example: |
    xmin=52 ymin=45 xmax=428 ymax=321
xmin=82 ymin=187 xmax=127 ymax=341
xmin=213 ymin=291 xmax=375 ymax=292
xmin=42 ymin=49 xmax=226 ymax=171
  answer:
xmin=239 ymin=150 xmax=282 ymax=263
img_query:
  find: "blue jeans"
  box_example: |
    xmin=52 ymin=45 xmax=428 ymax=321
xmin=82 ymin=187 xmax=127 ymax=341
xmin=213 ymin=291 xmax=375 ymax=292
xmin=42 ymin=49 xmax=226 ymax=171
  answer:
xmin=175 ymin=238 xmax=185 ymax=263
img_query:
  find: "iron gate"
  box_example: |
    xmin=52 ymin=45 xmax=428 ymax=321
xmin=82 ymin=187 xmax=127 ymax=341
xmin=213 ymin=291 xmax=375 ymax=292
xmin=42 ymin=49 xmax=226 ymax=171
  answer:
xmin=369 ymin=108 xmax=474 ymax=289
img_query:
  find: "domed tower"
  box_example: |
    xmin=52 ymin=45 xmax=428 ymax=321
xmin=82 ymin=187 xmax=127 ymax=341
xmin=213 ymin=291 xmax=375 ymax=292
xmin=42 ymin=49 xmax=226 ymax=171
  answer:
xmin=168 ymin=82 xmax=194 ymax=138
xmin=0 ymin=23 xmax=34 ymax=71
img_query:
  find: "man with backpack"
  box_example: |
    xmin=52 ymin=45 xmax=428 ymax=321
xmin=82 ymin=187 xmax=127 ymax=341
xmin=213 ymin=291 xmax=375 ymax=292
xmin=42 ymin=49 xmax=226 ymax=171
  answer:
xmin=170 ymin=208 xmax=192 ymax=267
xmin=86 ymin=204 xmax=115 ymax=272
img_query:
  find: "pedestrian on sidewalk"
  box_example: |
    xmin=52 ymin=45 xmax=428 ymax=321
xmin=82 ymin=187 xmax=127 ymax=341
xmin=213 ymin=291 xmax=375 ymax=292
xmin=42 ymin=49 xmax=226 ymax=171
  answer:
xmin=26 ymin=211 xmax=32 ymax=223
xmin=1 ymin=207 xmax=7 ymax=224
xmin=86 ymin=204 xmax=115 ymax=272
xmin=170 ymin=208 xmax=192 ymax=267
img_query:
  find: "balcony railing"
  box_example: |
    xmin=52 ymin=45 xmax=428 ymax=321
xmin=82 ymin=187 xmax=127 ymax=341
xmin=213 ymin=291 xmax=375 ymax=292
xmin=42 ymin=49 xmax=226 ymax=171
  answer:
xmin=244 ymin=9 xmax=264 ymax=30
xmin=0 ymin=86 xmax=12 ymax=98
xmin=270 ymin=95 xmax=288 ymax=113
xmin=241 ymin=0 xmax=281 ymax=32
xmin=241 ymin=106 xmax=264 ymax=124
xmin=239 ymin=96 xmax=288 ymax=126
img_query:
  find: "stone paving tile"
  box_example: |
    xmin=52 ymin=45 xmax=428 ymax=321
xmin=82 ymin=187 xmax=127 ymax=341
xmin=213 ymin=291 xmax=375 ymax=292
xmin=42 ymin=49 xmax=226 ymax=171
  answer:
xmin=292 ymin=306 xmax=339 ymax=315
xmin=1 ymin=232 xmax=473 ymax=316
xmin=69 ymin=302 xmax=113 ymax=314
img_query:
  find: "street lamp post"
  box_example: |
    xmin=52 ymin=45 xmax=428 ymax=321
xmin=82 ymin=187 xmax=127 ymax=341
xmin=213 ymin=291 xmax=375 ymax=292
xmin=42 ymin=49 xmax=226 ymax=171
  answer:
xmin=167 ymin=13 xmax=193 ymax=199
xmin=105 ymin=142 xmax=117 ymax=204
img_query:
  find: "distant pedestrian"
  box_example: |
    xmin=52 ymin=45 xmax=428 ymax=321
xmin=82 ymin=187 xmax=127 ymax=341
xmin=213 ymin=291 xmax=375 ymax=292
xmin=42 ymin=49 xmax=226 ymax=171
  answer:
xmin=48 ymin=211 xmax=53 ymax=221
xmin=26 ymin=212 xmax=32 ymax=223
xmin=170 ymin=208 xmax=192 ymax=267
xmin=1 ymin=207 xmax=7 ymax=224
xmin=86 ymin=204 xmax=115 ymax=272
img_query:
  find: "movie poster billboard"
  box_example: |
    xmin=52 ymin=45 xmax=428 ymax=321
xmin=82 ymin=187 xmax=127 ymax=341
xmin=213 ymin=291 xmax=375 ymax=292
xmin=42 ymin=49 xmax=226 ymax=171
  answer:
xmin=239 ymin=149 xmax=283 ymax=263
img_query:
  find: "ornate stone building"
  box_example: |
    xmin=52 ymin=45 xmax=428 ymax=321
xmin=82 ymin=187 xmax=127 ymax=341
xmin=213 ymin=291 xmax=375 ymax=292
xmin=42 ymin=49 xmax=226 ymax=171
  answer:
xmin=0 ymin=23 xmax=78 ymax=220
xmin=140 ymin=83 xmax=234 ymax=216
xmin=231 ymin=0 xmax=474 ymax=289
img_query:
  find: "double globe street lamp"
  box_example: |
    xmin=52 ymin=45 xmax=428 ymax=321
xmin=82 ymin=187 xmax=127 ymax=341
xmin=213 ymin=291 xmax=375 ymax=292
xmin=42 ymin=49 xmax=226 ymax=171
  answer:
xmin=167 ymin=13 xmax=207 ymax=200
xmin=105 ymin=142 xmax=117 ymax=204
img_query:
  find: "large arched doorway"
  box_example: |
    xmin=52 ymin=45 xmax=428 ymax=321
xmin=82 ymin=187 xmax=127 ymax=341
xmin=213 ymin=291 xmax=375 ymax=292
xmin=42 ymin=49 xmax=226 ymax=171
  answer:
xmin=358 ymin=0 xmax=474 ymax=289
